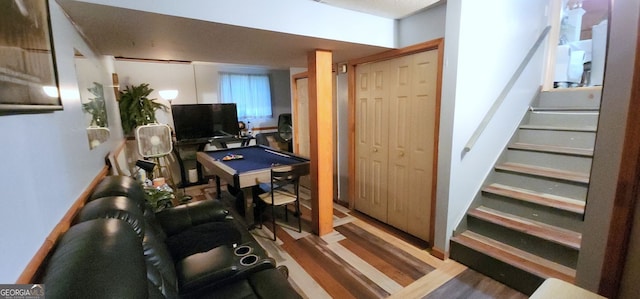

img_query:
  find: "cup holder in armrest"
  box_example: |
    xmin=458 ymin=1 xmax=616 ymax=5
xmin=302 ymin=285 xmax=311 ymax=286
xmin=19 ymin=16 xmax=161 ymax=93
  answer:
xmin=234 ymin=245 xmax=253 ymax=256
xmin=239 ymin=254 xmax=259 ymax=266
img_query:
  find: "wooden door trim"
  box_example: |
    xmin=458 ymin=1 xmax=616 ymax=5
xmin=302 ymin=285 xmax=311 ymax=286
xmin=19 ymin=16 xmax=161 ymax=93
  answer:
xmin=347 ymin=38 xmax=444 ymax=247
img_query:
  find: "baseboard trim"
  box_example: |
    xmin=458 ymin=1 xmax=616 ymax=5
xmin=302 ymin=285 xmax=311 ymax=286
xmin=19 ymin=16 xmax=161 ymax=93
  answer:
xmin=431 ymin=246 xmax=448 ymax=260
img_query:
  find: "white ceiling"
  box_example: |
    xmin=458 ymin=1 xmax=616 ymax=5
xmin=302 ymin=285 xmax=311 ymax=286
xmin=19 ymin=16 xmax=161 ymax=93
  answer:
xmin=57 ymin=0 xmax=442 ymax=68
xmin=314 ymin=0 xmax=441 ymax=19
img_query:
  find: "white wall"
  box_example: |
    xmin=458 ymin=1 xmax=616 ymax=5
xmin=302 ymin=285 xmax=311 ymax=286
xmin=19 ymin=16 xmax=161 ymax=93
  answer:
xmin=434 ymin=0 xmax=550 ymax=251
xmin=0 ymin=1 xmax=120 ymax=282
xmin=576 ymin=0 xmax=640 ymax=292
xmin=115 ymin=61 xmax=292 ymax=130
xmin=114 ymin=60 xmax=197 ymax=129
xmin=398 ymin=3 xmax=447 ymax=47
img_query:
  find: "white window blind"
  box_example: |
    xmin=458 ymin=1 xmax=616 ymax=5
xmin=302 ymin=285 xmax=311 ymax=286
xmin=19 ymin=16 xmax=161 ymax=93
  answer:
xmin=219 ymin=72 xmax=272 ymax=118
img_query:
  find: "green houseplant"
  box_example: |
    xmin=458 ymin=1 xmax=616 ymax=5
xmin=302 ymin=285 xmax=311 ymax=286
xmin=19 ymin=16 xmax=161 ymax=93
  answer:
xmin=118 ymin=83 xmax=168 ymax=134
xmin=82 ymin=82 xmax=108 ymax=127
xmin=143 ymin=187 xmax=174 ymax=212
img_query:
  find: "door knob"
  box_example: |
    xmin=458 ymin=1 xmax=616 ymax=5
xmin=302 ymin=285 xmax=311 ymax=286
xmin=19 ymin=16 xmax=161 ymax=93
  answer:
xmin=372 ymin=148 xmax=378 ymax=152
xmin=399 ymin=151 xmax=405 ymax=157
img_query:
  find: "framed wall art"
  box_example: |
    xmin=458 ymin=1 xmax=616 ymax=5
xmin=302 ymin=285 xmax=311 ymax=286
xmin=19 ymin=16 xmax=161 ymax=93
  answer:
xmin=0 ymin=0 xmax=61 ymax=114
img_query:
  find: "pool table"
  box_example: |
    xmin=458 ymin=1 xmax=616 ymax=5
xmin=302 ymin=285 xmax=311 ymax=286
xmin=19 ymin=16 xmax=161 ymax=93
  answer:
xmin=196 ymin=145 xmax=310 ymax=227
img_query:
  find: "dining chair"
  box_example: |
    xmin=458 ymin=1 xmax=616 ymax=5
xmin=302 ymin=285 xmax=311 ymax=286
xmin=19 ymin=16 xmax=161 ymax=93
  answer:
xmin=257 ymin=165 xmax=302 ymax=241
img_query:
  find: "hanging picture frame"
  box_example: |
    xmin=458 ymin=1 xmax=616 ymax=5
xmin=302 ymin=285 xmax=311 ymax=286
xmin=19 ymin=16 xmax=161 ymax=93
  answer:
xmin=0 ymin=0 xmax=62 ymax=114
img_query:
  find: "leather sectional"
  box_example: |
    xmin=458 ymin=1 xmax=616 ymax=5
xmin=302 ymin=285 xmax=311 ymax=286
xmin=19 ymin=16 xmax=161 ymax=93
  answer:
xmin=41 ymin=175 xmax=301 ymax=298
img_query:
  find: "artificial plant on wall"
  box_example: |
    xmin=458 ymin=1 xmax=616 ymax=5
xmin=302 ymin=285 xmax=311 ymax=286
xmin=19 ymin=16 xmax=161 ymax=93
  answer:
xmin=82 ymin=82 xmax=108 ymax=127
xmin=118 ymin=83 xmax=168 ymax=134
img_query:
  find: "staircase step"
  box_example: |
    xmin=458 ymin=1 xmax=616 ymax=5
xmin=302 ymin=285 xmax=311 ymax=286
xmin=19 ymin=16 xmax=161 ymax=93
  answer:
xmin=452 ymin=231 xmax=576 ymax=282
xmin=505 ymin=149 xmax=592 ymax=173
xmin=517 ymin=129 xmax=596 ymax=149
xmin=519 ymin=124 xmax=597 ymax=132
xmin=529 ymin=107 xmax=599 ymax=112
xmin=483 ymin=183 xmax=585 ymax=215
xmin=495 ymin=162 xmax=589 ymax=184
xmin=534 ymin=86 xmax=601 ymax=109
xmin=468 ymin=206 xmax=582 ymax=250
xmin=509 ymin=143 xmax=593 ymax=157
xmin=526 ymin=110 xmax=599 ymax=128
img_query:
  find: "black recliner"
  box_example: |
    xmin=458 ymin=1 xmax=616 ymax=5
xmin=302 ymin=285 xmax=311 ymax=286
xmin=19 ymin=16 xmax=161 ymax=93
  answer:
xmin=42 ymin=175 xmax=301 ymax=299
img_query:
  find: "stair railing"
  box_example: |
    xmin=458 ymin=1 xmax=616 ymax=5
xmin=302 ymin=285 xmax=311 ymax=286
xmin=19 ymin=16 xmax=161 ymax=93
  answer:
xmin=463 ymin=26 xmax=551 ymax=154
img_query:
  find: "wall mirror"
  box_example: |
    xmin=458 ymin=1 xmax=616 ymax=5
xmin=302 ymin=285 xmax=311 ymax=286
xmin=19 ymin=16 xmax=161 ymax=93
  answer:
xmin=74 ymin=49 xmax=110 ymax=149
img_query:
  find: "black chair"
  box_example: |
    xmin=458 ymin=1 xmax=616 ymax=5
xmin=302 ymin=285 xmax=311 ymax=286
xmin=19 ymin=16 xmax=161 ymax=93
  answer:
xmin=257 ymin=165 xmax=302 ymax=240
xmin=255 ymin=133 xmax=271 ymax=147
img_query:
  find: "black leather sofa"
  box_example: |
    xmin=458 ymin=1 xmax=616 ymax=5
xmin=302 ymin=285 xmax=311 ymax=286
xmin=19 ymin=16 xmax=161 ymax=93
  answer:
xmin=41 ymin=176 xmax=301 ymax=299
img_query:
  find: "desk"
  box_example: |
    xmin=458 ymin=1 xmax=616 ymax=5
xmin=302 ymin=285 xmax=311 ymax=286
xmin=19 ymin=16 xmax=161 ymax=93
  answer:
xmin=196 ymin=145 xmax=310 ymax=227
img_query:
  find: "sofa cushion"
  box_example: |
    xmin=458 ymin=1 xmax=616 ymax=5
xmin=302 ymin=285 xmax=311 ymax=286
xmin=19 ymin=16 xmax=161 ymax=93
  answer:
xmin=74 ymin=196 xmax=146 ymax=238
xmin=143 ymin=226 xmax=180 ymax=298
xmin=156 ymin=199 xmax=230 ymax=236
xmin=165 ymin=221 xmax=242 ymax=260
xmin=73 ymin=196 xmax=179 ymax=298
xmin=43 ymin=219 xmax=148 ymax=299
xmin=90 ymin=175 xmax=146 ymax=204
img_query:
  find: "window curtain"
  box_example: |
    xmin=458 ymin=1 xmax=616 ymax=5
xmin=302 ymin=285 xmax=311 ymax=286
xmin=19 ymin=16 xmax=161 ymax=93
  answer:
xmin=219 ymin=73 xmax=272 ymax=118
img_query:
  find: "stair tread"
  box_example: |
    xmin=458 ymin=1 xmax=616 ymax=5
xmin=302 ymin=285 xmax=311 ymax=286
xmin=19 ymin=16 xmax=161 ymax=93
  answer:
xmin=483 ymin=183 xmax=585 ymax=214
xmin=468 ymin=206 xmax=582 ymax=250
xmin=530 ymin=107 xmax=600 ymax=112
xmin=509 ymin=142 xmax=593 ymax=157
xmin=452 ymin=230 xmax=576 ymax=282
xmin=495 ymin=162 xmax=590 ymax=184
xmin=519 ymin=124 xmax=597 ymax=132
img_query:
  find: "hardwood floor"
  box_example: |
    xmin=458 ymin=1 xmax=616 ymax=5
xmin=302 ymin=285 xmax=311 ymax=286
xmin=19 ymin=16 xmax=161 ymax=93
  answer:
xmin=186 ymin=184 xmax=527 ymax=299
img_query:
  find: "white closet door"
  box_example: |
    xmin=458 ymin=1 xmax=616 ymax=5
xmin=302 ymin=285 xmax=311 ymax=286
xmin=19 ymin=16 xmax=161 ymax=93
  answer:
xmin=387 ymin=55 xmax=413 ymax=231
xmin=355 ymin=49 xmax=438 ymax=241
xmin=355 ymin=61 xmax=389 ymax=221
xmin=405 ymin=50 xmax=438 ymax=241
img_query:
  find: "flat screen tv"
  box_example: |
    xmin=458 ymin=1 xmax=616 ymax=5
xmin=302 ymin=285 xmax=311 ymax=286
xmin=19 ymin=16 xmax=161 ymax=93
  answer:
xmin=171 ymin=103 xmax=240 ymax=142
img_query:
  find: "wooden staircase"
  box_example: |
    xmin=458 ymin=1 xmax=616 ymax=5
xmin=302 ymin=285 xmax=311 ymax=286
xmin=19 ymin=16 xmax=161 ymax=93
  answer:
xmin=450 ymin=87 xmax=601 ymax=295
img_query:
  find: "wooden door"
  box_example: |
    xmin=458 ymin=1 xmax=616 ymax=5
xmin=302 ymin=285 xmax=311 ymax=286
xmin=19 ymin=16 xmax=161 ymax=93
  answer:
xmin=355 ymin=61 xmax=389 ymax=221
xmin=405 ymin=50 xmax=438 ymax=240
xmin=387 ymin=55 xmax=412 ymax=231
xmin=295 ymin=77 xmax=310 ymax=158
xmin=355 ymin=49 xmax=439 ymax=241
xmin=294 ymin=76 xmax=311 ymax=189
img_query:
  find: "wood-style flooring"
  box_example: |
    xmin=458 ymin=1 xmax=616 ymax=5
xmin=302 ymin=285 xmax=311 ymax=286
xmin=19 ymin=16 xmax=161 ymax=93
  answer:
xmin=184 ymin=184 xmax=527 ymax=299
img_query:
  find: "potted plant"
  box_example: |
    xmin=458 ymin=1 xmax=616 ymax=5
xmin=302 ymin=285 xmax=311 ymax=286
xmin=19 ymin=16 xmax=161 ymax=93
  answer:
xmin=118 ymin=83 xmax=168 ymax=134
xmin=82 ymin=82 xmax=108 ymax=127
xmin=143 ymin=187 xmax=174 ymax=212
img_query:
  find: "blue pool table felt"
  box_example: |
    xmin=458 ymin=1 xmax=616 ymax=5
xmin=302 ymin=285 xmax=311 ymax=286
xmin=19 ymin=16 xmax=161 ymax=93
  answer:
xmin=203 ymin=146 xmax=307 ymax=173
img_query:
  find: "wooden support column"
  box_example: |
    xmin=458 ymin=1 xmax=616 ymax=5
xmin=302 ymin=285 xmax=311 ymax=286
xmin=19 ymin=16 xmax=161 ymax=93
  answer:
xmin=308 ymin=49 xmax=333 ymax=236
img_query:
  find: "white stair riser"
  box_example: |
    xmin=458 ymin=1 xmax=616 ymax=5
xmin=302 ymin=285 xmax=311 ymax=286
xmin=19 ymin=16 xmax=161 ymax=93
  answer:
xmin=491 ymin=172 xmax=588 ymax=201
xmin=516 ymin=129 xmax=596 ymax=149
xmin=505 ymin=150 xmax=592 ymax=173
xmin=481 ymin=194 xmax=584 ymax=232
xmin=535 ymin=87 xmax=602 ymax=109
xmin=466 ymin=217 xmax=579 ymax=268
xmin=526 ymin=111 xmax=599 ymax=127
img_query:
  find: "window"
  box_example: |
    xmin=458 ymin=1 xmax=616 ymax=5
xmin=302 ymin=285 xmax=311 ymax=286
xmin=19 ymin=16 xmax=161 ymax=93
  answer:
xmin=219 ymin=72 xmax=272 ymax=118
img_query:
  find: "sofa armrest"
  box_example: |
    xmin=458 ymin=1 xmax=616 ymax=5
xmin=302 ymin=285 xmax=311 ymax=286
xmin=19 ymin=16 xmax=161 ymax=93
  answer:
xmin=155 ymin=199 xmax=230 ymax=236
xmin=248 ymin=268 xmax=302 ymax=299
xmin=176 ymin=245 xmax=276 ymax=296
